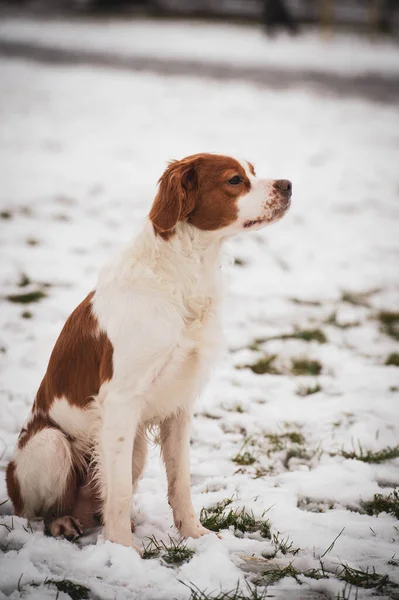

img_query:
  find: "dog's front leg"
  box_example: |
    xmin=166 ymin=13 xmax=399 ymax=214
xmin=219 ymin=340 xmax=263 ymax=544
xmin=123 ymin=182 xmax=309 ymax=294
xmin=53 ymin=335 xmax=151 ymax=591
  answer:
xmin=99 ymin=392 xmax=141 ymax=550
xmin=160 ymin=410 xmax=212 ymax=539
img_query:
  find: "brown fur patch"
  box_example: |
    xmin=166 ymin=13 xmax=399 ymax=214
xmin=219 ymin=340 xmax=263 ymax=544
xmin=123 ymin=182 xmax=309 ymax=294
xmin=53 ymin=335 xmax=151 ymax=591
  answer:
xmin=99 ymin=335 xmax=114 ymax=385
xmin=149 ymin=153 xmax=251 ymax=238
xmin=33 ymin=291 xmax=113 ymax=413
xmin=248 ymin=161 xmax=256 ymax=176
xmin=41 ymin=467 xmax=101 ymax=529
xmin=70 ymin=472 xmax=102 ymax=528
xmin=7 ymin=290 xmax=113 ymax=523
xmin=149 ymin=159 xmax=197 ymax=239
xmin=6 ymin=461 xmax=23 ymax=515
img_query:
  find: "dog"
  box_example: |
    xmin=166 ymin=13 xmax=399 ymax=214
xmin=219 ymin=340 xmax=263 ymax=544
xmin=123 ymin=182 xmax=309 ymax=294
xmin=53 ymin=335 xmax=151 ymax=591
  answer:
xmin=6 ymin=153 xmax=291 ymax=550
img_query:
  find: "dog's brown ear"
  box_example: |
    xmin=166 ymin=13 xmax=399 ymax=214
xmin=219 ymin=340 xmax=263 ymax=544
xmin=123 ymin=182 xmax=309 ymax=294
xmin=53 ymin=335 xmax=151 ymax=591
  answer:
xmin=149 ymin=159 xmax=197 ymax=239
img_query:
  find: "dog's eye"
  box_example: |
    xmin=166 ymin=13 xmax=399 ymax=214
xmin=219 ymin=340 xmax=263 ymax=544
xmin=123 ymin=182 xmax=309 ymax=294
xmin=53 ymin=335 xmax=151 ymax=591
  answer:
xmin=228 ymin=176 xmax=241 ymax=185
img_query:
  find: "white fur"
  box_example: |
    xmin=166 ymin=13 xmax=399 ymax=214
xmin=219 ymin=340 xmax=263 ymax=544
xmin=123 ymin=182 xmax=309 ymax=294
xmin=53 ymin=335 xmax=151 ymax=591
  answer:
xmin=14 ymin=428 xmax=73 ymax=518
xmin=91 ymin=220 xmax=224 ymax=546
xmin=218 ymin=159 xmax=286 ymax=232
xmin=237 ymin=179 xmax=276 ymax=219
xmin=50 ymin=398 xmax=95 ymax=442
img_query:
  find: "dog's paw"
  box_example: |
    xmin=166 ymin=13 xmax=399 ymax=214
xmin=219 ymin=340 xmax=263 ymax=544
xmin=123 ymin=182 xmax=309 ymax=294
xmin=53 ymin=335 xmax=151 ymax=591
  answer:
xmin=179 ymin=521 xmax=216 ymax=540
xmin=104 ymin=525 xmax=142 ymax=554
xmin=45 ymin=516 xmax=83 ymax=541
xmin=133 ymin=542 xmax=143 ymax=556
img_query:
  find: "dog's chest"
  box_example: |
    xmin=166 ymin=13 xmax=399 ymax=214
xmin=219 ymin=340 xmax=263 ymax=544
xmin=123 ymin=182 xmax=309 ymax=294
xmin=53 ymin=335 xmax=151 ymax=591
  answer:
xmin=143 ymin=290 xmax=221 ymax=422
xmin=94 ymin=230 xmax=223 ymax=420
xmin=181 ymin=286 xmax=213 ymax=336
xmin=171 ymin=259 xmax=221 ymax=355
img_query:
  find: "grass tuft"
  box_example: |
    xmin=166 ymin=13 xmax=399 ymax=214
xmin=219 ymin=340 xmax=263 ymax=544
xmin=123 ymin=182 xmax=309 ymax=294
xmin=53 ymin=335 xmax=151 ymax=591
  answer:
xmin=262 ymin=563 xmax=301 ymax=584
xmin=296 ymin=383 xmax=322 ymax=396
xmin=142 ymin=536 xmax=162 ymax=560
xmin=44 ymin=579 xmax=90 ymax=600
xmin=291 ymin=358 xmax=322 ymax=376
xmin=234 ymin=257 xmax=246 ymax=267
xmin=386 ymin=353 xmax=399 ymax=366
xmin=282 ymin=447 xmax=311 ymax=469
xmin=240 ymin=355 xmax=323 ymax=376
xmin=182 ymin=581 xmax=268 ymax=600
xmin=286 ymin=432 xmax=305 ymax=444
xmin=325 ymin=312 xmax=360 ymax=329
xmin=379 ymin=311 xmax=399 ymax=341
xmin=164 ymin=540 xmax=194 ymax=565
xmin=336 ymin=583 xmax=356 ymax=600
xmin=200 ymin=412 xmax=222 ymax=420
xmin=287 ymin=329 xmax=327 ymax=343
xmin=200 ymin=499 xmax=270 ymax=538
xmin=238 ymin=355 xmax=280 ymax=375
xmin=341 ymin=445 xmax=399 ymax=464
xmin=362 ymin=489 xmax=399 ymax=520
xmin=258 ymin=520 xmax=272 ymax=539
xmin=264 ymin=431 xmax=305 ymax=453
xmin=271 ymin=531 xmax=300 ymax=556
xmin=258 ymin=559 xmax=396 ymax=596
xmin=341 ymin=290 xmax=378 ymax=307
xmin=337 ymin=564 xmax=391 ymax=591
xmin=262 ymin=431 xmax=312 ymax=471
xmin=18 ymin=273 xmax=31 ymax=288
xmin=142 ymin=535 xmax=194 ymax=564
xmin=261 ymin=563 xmax=325 ymax=585
xmin=254 ymin=328 xmax=327 ymax=345
xmin=232 ymin=451 xmax=256 ymax=466
xmin=290 ymin=298 xmax=322 ymax=306
xmin=7 ymin=290 xmax=47 ymax=304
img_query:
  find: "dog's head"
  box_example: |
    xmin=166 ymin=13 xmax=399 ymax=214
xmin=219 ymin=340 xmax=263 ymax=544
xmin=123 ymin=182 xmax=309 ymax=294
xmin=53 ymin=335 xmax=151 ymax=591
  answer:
xmin=149 ymin=153 xmax=291 ymax=239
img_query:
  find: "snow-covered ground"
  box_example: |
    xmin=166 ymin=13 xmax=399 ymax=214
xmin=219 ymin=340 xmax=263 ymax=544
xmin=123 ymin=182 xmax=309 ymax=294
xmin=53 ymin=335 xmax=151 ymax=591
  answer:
xmin=1 ymin=16 xmax=399 ymax=77
xmin=0 ymin=24 xmax=399 ymax=600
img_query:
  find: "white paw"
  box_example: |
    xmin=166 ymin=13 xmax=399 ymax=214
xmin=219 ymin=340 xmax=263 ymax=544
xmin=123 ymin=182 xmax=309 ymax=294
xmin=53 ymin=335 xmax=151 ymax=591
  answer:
xmin=179 ymin=521 xmax=215 ymax=540
xmin=104 ymin=527 xmax=142 ymax=554
xmin=132 ymin=542 xmax=143 ymax=556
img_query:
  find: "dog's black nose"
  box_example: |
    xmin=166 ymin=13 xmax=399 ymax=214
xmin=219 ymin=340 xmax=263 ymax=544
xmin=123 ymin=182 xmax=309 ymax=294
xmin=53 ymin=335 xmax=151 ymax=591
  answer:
xmin=275 ymin=179 xmax=292 ymax=195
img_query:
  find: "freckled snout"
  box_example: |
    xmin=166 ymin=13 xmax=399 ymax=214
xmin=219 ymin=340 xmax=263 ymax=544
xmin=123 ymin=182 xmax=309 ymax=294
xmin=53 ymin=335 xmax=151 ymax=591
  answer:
xmin=274 ymin=179 xmax=292 ymax=198
xmin=239 ymin=176 xmax=293 ymax=230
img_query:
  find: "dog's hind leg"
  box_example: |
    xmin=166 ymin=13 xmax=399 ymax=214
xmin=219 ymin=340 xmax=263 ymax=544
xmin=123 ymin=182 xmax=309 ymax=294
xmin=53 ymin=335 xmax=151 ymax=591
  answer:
xmin=6 ymin=426 xmax=85 ymax=540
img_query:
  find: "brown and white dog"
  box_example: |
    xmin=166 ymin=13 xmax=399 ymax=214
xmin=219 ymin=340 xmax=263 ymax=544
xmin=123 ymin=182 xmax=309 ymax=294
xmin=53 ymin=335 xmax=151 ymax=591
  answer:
xmin=6 ymin=153 xmax=291 ymax=550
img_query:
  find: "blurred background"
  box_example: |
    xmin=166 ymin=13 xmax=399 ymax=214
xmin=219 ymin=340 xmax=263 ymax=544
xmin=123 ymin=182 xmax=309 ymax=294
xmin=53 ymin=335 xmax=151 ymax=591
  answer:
xmin=0 ymin=0 xmax=398 ymax=105
xmin=2 ymin=0 xmax=399 ymax=35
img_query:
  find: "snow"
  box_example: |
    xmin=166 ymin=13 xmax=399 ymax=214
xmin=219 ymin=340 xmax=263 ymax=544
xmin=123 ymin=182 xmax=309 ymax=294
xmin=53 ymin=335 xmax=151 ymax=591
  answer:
xmin=1 ymin=16 xmax=399 ymax=76
xmin=0 ymin=19 xmax=399 ymax=600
